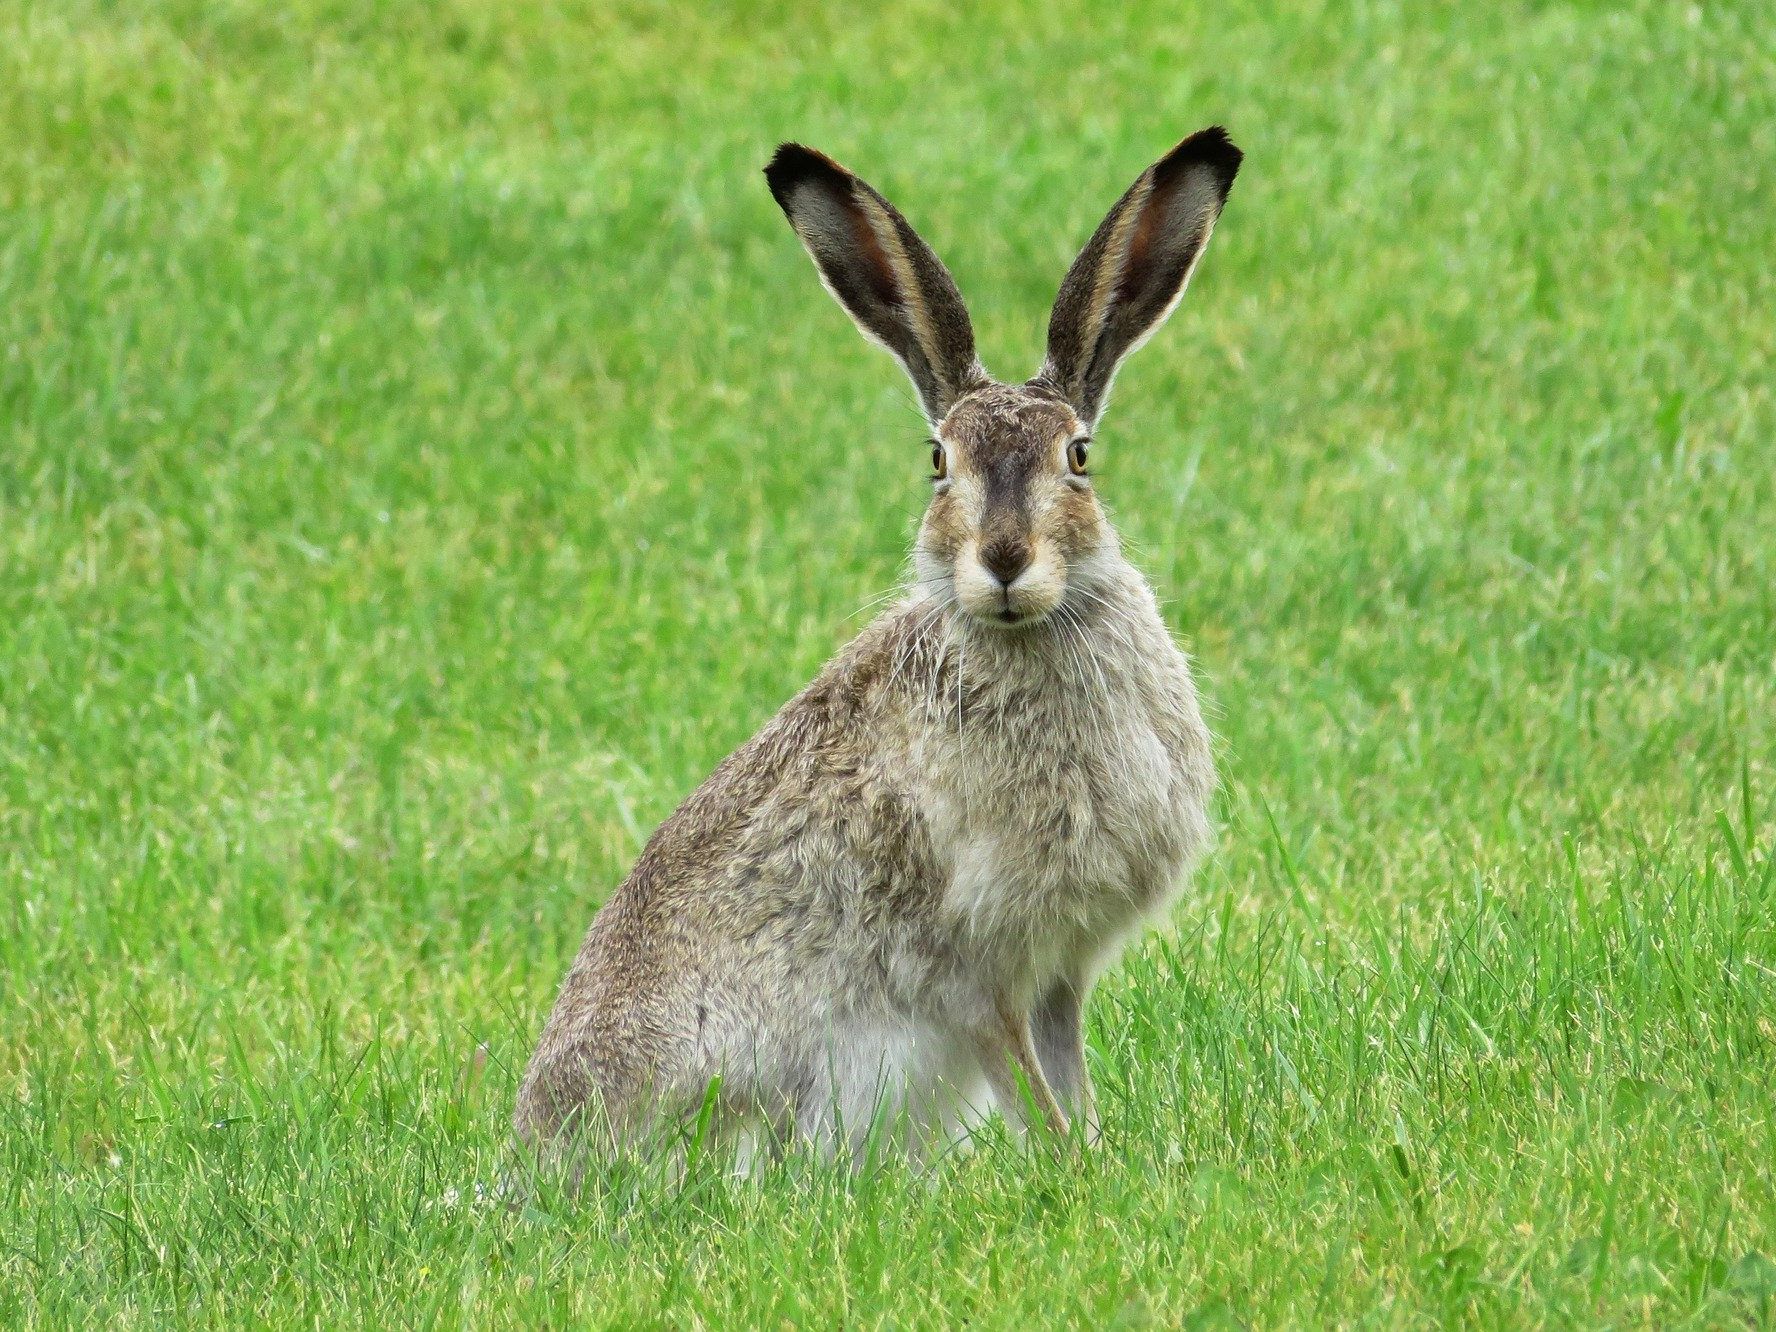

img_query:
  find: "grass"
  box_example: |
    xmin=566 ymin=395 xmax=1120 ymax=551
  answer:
xmin=3 ymin=0 xmax=1774 ymax=1323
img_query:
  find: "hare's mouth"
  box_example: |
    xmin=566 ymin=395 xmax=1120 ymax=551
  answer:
xmin=972 ymin=594 xmax=1057 ymax=631
xmin=944 ymin=544 xmax=1067 ymax=629
xmin=954 ymin=577 xmax=1064 ymax=630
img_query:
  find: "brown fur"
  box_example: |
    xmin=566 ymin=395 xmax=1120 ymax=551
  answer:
xmin=515 ymin=129 xmax=1243 ymax=1170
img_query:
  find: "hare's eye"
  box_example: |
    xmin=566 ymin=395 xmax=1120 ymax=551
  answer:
xmin=931 ymin=442 xmax=947 ymax=480
xmin=1067 ymin=438 xmax=1091 ymax=476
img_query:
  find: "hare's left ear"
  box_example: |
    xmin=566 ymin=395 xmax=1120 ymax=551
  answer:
xmin=1037 ymin=126 xmax=1242 ymax=427
xmin=766 ymin=144 xmax=985 ymax=425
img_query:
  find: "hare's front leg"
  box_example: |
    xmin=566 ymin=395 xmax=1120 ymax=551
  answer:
xmin=968 ymin=1001 xmax=1070 ymax=1141
xmin=1032 ymin=976 xmax=1101 ymax=1143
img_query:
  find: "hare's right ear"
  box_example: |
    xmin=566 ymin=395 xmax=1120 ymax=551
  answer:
xmin=765 ymin=144 xmax=985 ymax=425
xmin=1037 ymin=127 xmax=1242 ymax=427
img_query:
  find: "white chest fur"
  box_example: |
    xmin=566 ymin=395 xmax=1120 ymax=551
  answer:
xmin=919 ymin=583 xmax=1213 ymax=996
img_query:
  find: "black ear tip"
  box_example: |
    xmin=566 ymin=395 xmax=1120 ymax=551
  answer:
xmin=1159 ymin=124 xmax=1244 ymax=191
xmin=764 ymin=142 xmax=853 ymax=208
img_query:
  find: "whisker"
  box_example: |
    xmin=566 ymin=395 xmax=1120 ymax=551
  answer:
xmin=845 ymin=584 xmax=909 ymax=623
xmin=888 ymin=597 xmax=946 ymax=700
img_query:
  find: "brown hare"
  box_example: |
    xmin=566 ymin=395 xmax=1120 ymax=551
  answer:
xmin=516 ymin=128 xmax=1241 ymax=1171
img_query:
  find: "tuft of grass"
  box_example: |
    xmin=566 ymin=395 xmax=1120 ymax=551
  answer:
xmin=3 ymin=0 xmax=1773 ymax=1324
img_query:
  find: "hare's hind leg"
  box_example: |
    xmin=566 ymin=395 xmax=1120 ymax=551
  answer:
xmin=506 ymin=1073 xmax=643 ymax=1200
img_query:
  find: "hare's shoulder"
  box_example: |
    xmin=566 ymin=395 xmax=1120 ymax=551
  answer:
xmin=602 ymin=597 xmax=946 ymax=920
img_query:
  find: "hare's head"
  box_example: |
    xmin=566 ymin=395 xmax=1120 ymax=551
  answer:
xmin=766 ymin=128 xmax=1240 ymax=629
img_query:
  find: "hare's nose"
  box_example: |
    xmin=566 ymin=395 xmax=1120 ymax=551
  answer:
xmin=980 ymin=538 xmax=1032 ymax=588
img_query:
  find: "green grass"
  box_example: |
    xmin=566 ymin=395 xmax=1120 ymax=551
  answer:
xmin=3 ymin=0 xmax=1775 ymax=1324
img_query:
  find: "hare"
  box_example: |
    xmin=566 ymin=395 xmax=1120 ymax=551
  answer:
xmin=515 ymin=127 xmax=1241 ymax=1170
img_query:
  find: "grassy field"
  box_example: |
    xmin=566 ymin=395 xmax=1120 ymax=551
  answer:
xmin=3 ymin=0 xmax=1774 ymax=1324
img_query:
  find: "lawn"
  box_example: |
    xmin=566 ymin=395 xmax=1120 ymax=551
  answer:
xmin=3 ymin=0 xmax=1774 ymax=1325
